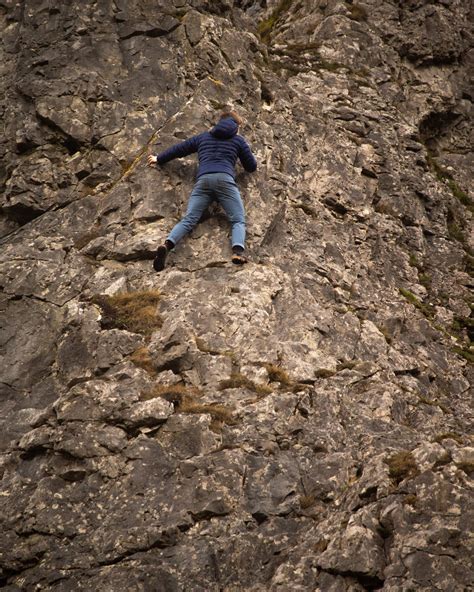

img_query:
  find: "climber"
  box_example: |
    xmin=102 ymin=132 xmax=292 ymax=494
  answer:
xmin=147 ymin=109 xmax=257 ymax=272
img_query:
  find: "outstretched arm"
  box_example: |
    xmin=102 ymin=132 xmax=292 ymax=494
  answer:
xmin=147 ymin=134 xmax=201 ymax=167
xmin=238 ymin=137 xmax=257 ymax=173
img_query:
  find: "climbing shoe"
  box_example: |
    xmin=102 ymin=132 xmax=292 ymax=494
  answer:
xmin=153 ymin=245 xmax=168 ymax=272
xmin=231 ymin=253 xmax=248 ymax=265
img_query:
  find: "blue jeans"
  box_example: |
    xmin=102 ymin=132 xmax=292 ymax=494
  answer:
xmin=167 ymin=173 xmax=246 ymax=249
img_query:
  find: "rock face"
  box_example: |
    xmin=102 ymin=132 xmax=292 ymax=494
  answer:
xmin=0 ymin=0 xmax=473 ymax=590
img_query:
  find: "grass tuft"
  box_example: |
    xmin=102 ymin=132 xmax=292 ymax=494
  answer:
xmin=403 ymin=494 xmax=418 ymax=507
xmin=299 ymin=494 xmax=316 ymax=509
xmin=399 ymin=287 xmax=434 ymax=318
xmin=456 ymin=461 xmax=474 ymax=475
xmin=141 ymin=384 xmax=196 ymax=404
xmin=426 ymin=152 xmax=474 ymax=213
xmin=292 ymin=203 xmax=319 ymax=218
xmin=93 ymin=290 xmax=162 ymax=337
xmin=130 ymin=346 xmax=156 ymax=375
xmin=315 ymin=368 xmax=336 ymax=379
xmin=409 ymin=253 xmax=421 ymax=269
xmin=447 ymin=179 xmax=473 ymax=210
xmin=447 ymin=220 xmax=466 ymax=244
xmin=433 ymin=432 xmax=463 ymax=445
xmin=142 ymin=384 xmax=236 ymax=427
xmin=336 ymin=361 xmax=357 ymax=371
xmin=453 ymin=346 xmax=474 ymax=364
xmin=257 ymin=0 xmax=293 ymax=43
xmin=261 ymin=363 xmax=293 ymax=386
xmin=180 ymin=399 xmax=236 ymax=426
xmin=313 ymin=539 xmax=329 ymax=553
xmin=418 ymin=272 xmax=432 ymax=290
xmin=195 ymin=336 xmax=234 ymax=358
xmin=385 ymin=451 xmax=419 ymax=484
xmin=346 ymin=2 xmax=368 ymax=21
xmin=218 ymin=373 xmax=272 ymax=396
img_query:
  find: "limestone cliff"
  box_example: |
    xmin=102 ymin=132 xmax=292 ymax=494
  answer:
xmin=0 ymin=1 xmax=473 ymax=590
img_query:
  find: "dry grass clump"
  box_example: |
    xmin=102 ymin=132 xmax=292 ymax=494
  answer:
xmin=385 ymin=451 xmax=419 ymax=484
xmin=180 ymin=399 xmax=236 ymax=426
xmin=218 ymin=373 xmax=273 ymax=396
xmin=433 ymin=432 xmax=464 ymax=445
xmin=141 ymin=384 xmax=198 ymax=405
xmin=292 ymin=203 xmax=318 ymax=218
xmin=93 ymin=290 xmax=162 ymax=337
xmin=456 ymin=460 xmax=474 ymax=476
xmin=195 ymin=336 xmax=234 ymax=358
xmin=403 ymin=494 xmax=418 ymax=507
xmin=299 ymin=494 xmax=316 ymax=510
xmin=141 ymin=384 xmax=236 ymax=427
xmin=336 ymin=361 xmax=357 ymax=371
xmin=346 ymin=2 xmax=368 ymax=21
xmin=130 ymin=346 xmax=156 ymax=375
xmin=261 ymin=363 xmax=293 ymax=386
xmin=313 ymin=539 xmax=328 ymax=553
xmin=314 ymin=368 xmax=336 ymax=379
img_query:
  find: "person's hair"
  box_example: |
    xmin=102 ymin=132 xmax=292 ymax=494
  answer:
xmin=220 ymin=109 xmax=243 ymax=126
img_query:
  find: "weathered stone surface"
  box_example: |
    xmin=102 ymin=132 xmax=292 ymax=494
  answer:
xmin=0 ymin=0 xmax=472 ymax=589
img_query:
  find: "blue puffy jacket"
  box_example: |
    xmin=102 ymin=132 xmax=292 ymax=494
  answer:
xmin=155 ymin=117 xmax=257 ymax=179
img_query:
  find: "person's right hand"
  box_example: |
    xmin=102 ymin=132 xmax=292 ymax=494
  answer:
xmin=147 ymin=155 xmax=157 ymax=166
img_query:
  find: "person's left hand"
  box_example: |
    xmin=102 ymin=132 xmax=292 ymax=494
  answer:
xmin=147 ymin=155 xmax=157 ymax=166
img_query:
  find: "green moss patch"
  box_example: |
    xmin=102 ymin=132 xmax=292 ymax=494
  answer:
xmin=399 ymin=287 xmax=434 ymax=318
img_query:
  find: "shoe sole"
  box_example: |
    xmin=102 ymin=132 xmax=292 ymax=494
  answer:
xmin=232 ymin=255 xmax=248 ymax=265
xmin=153 ymin=246 xmax=168 ymax=272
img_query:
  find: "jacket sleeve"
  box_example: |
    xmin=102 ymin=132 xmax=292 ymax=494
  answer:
xmin=237 ymin=137 xmax=257 ymax=173
xmin=155 ymin=134 xmax=201 ymax=165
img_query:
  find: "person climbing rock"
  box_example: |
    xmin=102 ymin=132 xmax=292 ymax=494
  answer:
xmin=147 ymin=110 xmax=257 ymax=272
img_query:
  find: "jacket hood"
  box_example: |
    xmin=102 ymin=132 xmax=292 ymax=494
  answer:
xmin=210 ymin=117 xmax=239 ymax=139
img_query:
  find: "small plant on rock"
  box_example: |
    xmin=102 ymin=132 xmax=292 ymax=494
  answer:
xmin=218 ymin=373 xmax=272 ymax=396
xmin=403 ymin=494 xmax=418 ymax=507
xmin=141 ymin=384 xmax=236 ymax=429
xmin=130 ymin=346 xmax=156 ymax=375
xmin=195 ymin=336 xmax=234 ymax=358
xmin=180 ymin=399 xmax=236 ymax=427
xmin=385 ymin=451 xmax=419 ymax=484
xmin=313 ymin=539 xmax=329 ymax=552
xmin=299 ymin=494 xmax=316 ymax=510
xmin=258 ymin=0 xmax=294 ymax=44
xmin=141 ymin=384 xmax=198 ymax=405
xmin=399 ymin=287 xmax=434 ymax=318
xmin=433 ymin=432 xmax=463 ymax=445
xmin=346 ymin=2 xmax=368 ymax=21
xmin=92 ymin=290 xmax=162 ymax=337
xmin=261 ymin=363 xmax=293 ymax=387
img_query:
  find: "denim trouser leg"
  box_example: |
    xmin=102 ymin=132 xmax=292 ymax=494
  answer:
xmin=167 ymin=177 xmax=213 ymax=246
xmin=216 ymin=175 xmax=246 ymax=250
xmin=167 ymin=173 xmax=246 ymax=249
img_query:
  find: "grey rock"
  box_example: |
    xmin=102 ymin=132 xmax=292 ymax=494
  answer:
xmin=0 ymin=0 xmax=472 ymax=590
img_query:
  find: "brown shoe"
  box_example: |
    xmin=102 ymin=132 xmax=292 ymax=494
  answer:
xmin=232 ymin=253 xmax=248 ymax=265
